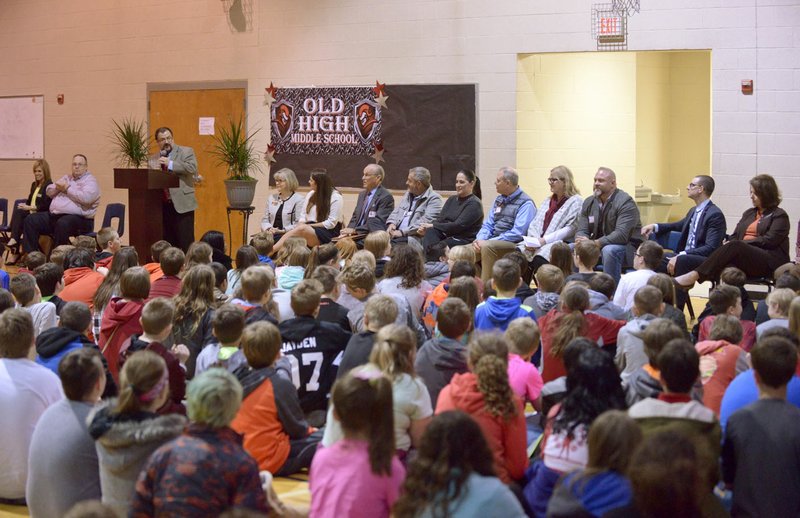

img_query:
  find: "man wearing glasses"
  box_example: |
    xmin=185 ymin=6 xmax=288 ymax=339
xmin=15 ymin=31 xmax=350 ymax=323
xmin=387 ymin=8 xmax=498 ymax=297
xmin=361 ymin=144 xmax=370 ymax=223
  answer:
xmin=641 ymin=175 xmax=726 ymax=300
xmin=153 ymin=127 xmax=198 ymax=252
xmin=340 ymin=164 xmax=394 ymax=242
xmin=22 ymin=154 xmax=100 ymax=253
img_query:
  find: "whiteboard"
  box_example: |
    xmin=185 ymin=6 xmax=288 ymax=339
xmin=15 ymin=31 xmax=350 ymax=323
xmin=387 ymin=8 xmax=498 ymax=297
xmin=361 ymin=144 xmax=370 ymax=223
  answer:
xmin=0 ymin=95 xmax=44 ymax=159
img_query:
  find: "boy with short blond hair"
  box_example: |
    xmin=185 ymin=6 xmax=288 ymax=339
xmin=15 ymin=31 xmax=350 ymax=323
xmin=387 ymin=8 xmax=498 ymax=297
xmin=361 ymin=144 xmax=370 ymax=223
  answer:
xmin=565 ymin=239 xmax=601 ymax=284
xmin=229 ymin=266 xmax=279 ymax=325
xmin=615 ymin=285 xmax=665 ymax=381
xmin=251 ymin=232 xmax=276 ymax=269
xmin=755 ymin=287 xmax=794 ymax=339
xmin=95 ymin=227 xmax=121 ymax=265
xmin=523 ymin=264 xmax=564 ymax=319
xmin=504 ymin=317 xmax=543 ymax=409
xmin=338 ymin=294 xmax=398 ymax=377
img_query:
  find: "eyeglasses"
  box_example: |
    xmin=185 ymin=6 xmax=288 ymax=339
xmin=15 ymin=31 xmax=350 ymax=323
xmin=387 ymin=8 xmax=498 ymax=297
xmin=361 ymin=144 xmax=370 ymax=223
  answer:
xmin=688 ymin=182 xmax=699 ymax=188
xmin=634 ymin=251 xmax=642 ymax=257
xmin=547 ymin=178 xmax=561 ymax=183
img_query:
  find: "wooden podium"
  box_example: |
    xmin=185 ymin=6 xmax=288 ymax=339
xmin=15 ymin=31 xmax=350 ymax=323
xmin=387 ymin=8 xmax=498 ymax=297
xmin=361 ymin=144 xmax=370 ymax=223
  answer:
xmin=114 ymin=168 xmax=178 ymax=261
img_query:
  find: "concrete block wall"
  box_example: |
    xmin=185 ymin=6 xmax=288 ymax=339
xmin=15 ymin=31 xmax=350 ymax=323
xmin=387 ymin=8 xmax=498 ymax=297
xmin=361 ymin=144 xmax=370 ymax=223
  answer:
xmin=0 ymin=0 xmax=797 ymax=258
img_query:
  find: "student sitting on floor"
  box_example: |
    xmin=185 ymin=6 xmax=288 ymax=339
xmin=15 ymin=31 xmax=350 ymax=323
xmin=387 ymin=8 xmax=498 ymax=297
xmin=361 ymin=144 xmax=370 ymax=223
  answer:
xmin=474 ymin=258 xmax=536 ymax=332
xmin=416 ymin=297 xmax=471 ymax=408
xmin=338 ymin=294 xmax=398 ymax=378
xmin=615 ymin=285 xmax=664 ymax=382
xmin=695 ymin=314 xmax=749 ymax=416
xmin=194 ymin=303 xmax=247 ymax=376
xmin=722 ymin=335 xmax=800 ymax=518
xmin=142 ymin=239 xmax=170 ymax=283
xmin=587 ymin=273 xmax=627 ymax=321
xmin=623 ymin=319 xmax=688 ymax=407
xmin=504 ymin=316 xmax=543 ymax=410
xmin=309 ymin=370 xmax=405 ymax=518
xmin=698 ymin=284 xmax=756 ymax=351
xmin=131 ymin=369 xmax=268 ymax=516
xmin=755 ymin=287 xmax=794 ymax=339
xmin=232 ymin=321 xmax=321 ymax=475
xmin=119 ymin=298 xmax=189 ymax=415
xmin=34 ymin=262 xmax=67 ymax=315
xmin=229 ymin=266 xmax=280 ymax=325
xmin=147 ymin=246 xmax=184 ymax=299
xmin=10 ymin=272 xmax=56 ymax=337
xmin=523 ymin=264 xmax=564 ymax=320
xmin=311 ymin=264 xmax=351 ymax=332
xmin=95 ymin=227 xmax=121 ymax=269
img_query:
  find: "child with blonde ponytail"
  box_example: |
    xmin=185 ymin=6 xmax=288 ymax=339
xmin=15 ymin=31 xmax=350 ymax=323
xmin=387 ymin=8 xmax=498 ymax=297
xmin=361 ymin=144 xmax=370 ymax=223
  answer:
xmin=309 ymin=370 xmax=405 ymax=518
xmin=435 ymin=334 xmax=528 ymax=484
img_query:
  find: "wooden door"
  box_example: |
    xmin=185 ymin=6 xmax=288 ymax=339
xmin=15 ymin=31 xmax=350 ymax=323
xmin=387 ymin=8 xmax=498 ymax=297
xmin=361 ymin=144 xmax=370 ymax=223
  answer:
xmin=149 ymin=87 xmax=247 ymax=254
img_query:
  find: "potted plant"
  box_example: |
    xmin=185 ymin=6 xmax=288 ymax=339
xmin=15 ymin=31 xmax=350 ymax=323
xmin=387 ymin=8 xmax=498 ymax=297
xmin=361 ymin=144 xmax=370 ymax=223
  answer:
xmin=209 ymin=116 xmax=262 ymax=208
xmin=109 ymin=117 xmax=150 ymax=168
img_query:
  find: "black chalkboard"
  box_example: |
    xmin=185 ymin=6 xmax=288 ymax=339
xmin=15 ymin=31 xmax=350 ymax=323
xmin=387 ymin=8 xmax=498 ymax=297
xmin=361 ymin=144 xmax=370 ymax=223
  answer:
xmin=270 ymin=84 xmax=476 ymax=190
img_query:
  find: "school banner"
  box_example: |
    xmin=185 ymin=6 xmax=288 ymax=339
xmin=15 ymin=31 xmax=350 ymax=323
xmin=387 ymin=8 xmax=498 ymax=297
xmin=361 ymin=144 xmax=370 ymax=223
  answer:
xmin=269 ymin=86 xmax=383 ymax=156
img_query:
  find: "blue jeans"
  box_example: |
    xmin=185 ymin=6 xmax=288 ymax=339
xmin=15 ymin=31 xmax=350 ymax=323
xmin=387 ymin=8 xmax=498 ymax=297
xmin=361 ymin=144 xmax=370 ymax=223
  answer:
xmin=601 ymin=243 xmax=627 ymax=285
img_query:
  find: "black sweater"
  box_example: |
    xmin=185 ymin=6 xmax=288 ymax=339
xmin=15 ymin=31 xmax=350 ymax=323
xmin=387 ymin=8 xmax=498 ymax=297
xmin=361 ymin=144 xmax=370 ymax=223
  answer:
xmin=432 ymin=194 xmax=483 ymax=242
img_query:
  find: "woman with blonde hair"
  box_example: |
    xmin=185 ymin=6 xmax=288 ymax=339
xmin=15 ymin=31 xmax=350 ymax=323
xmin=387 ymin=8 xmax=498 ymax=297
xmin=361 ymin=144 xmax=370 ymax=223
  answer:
xmin=7 ymin=159 xmax=53 ymax=261
xmin=173 ymin=264 xmax=216 ymax=377
xmin=323 ymin=324 xmax=433 ymax=461
xmin=520 ymin=165 xmax=583 ymax=278
xmin=435 ymin=333 xmax=528 ymax=484
xmin=261 ymin=168 xmax=304 ymax=233
xmin=89 ymin=350 xmax=186 ymax=516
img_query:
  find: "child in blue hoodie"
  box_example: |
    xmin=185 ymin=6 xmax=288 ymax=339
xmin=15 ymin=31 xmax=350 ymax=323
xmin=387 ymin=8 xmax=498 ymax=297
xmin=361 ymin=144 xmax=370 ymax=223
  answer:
xmin=475 ymin=258 xmax=536 ymax=332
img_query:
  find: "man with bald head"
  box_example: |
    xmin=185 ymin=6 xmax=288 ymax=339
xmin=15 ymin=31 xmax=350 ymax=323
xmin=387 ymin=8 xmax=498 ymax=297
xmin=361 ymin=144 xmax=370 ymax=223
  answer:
xmin=575 ymin=166 xmax=642 ymax=284
xmin=473 ymin=166 xmax=536 ymax=284
xmin=340 ymin=164 xmax=395 ymax=240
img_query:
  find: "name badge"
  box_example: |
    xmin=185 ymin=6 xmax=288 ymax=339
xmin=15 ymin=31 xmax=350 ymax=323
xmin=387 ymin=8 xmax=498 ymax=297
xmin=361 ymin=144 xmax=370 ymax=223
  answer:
xmin=494 ymin=206 xmax=502 ymax=214
xmin=368 ymin=211 xmax=376 ymax=218
xmin=406 ymin=211 xmax=413 ymax=217
xmin=588 ymin=216 xmax=595 ymax=224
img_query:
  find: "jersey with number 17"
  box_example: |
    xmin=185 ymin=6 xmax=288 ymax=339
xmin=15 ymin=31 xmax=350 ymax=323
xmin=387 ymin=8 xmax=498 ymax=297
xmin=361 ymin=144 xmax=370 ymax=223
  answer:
xmin=278 ymin=316 xmax=352 ymax=413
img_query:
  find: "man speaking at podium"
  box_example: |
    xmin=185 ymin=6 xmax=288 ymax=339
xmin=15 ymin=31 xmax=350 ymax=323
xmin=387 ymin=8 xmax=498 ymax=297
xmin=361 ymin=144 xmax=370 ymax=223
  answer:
xmin=154 ymin=127 xmax=198 ymax=251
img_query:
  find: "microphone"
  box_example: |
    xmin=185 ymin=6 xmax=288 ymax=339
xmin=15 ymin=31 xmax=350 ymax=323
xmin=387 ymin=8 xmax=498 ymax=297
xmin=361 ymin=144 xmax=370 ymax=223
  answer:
xmin=160 ymin=146 xmax=171 ymax=172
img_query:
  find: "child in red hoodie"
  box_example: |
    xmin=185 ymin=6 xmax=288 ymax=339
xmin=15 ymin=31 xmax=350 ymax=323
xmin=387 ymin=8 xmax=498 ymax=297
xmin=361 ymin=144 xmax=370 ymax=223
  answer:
xmin=99 ymin=266 xmax=150 ymax=382
xmin=435 ymin=333 xmax=528 ymax=484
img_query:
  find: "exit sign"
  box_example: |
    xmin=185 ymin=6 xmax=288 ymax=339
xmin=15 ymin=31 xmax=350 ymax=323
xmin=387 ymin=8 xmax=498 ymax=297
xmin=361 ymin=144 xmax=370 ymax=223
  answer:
xmin=598 ymin=15 xmax=625 ymax=43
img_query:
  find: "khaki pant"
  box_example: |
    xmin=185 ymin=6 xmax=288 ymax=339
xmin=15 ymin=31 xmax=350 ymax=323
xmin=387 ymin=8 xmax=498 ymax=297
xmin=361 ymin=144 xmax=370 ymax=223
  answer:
xmin=480 ymin=240 xmax=519 ymax=284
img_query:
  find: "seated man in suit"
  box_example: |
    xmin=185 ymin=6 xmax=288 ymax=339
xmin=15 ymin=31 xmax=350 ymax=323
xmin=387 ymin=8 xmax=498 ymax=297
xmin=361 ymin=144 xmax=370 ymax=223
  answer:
xmin=339 ymin=164 xmax=394 ymax=243
xmin=641 ymin=175 xmax=726 ymax=277
xmin=22 ymin=154 xmax=101 ymax=254
xmin=386 ymin=166 xmax=443 ymax=246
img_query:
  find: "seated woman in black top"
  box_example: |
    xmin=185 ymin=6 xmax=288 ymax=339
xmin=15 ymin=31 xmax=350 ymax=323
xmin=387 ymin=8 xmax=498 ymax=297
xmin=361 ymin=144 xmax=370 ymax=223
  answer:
xmin=675 ymin=174 xmax=790 ymax=288
xmin=7 ymin=159 xmax=53 ymax=256
xmin=418 ymin=169 xmax=483 ymax=250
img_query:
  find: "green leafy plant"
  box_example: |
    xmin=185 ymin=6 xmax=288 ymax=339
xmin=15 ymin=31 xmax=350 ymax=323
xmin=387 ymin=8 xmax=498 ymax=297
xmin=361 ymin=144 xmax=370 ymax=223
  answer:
xmin=209 ymin=117 xmax=262 ymax=181
xmin=109 ymin=117 xmax=150 ymax=168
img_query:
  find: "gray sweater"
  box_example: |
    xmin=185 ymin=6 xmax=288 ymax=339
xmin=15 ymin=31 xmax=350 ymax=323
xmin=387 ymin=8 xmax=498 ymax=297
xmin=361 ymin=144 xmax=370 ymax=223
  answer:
xmin=27 ymin=399 xmax=101 ymax=518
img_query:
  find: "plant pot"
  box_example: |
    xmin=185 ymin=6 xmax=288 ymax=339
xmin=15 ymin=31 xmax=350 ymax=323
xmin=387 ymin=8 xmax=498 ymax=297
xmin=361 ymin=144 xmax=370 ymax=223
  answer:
xmin=224 ymin=179 xmax=258 ymax=208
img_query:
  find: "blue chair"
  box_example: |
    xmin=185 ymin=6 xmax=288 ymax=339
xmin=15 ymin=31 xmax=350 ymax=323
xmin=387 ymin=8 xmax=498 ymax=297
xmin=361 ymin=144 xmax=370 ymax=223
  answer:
xmin=84 ymin=203 xmax=126 ymax=239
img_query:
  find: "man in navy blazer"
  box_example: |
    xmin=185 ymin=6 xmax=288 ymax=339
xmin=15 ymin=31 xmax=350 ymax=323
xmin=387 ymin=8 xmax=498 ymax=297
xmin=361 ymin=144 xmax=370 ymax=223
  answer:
xmin=339 ymin=164 xmax=394 ymax=240
xmin=641 ymin=174 xmax=726 ymax=277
